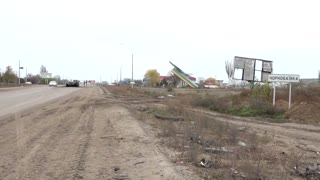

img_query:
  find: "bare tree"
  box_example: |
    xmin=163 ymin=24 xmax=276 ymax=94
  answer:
xmin=225 ymin=60 xmax=234 ymax=85
xmin=54 ymin=75 xmax=61 ymax=84
xmin=26 ymin=73 xmax=41 ymax=84
xmin=167 ymin=71 xmax=179 ymax=87
xmin=40 ymin=65 xmax=48 ymax=78
xmin=197 ymin=77 xmax=205 ymax=87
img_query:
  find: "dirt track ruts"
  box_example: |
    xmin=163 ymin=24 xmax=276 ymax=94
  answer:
xmin=0 ymin=87 xmax=193 ymax=180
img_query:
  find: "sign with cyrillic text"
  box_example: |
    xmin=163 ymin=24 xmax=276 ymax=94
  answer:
xmin=268 ymin=74 xmax=300 ymax=83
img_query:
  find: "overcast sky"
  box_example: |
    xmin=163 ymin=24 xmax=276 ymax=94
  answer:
xmin=1 ymin=0 xmax=319 ymax=82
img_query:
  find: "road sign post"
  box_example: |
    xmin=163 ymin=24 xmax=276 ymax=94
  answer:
xmin=268 ymin=74 xmax=300 ymax=110
xmin=273 ymin=82 xmax=276 ymax=106
xmin=289 ymin=83 xmax=292 ymax=109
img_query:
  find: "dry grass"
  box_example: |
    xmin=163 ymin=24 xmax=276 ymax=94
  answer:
xmin=276 ymin=86 xmax=320 ymax=103
xmin=106 ymin=85 xmax=317 ymax=179
xmin=189 ymin=91 xmax=285 ymax=120
xmin=152 ymin=108 xmax=306 ymax=179
xmin=105 ymin=85 xmax=145 ymax=97
xmin=148 ymin=101 xmax=292 ymax=179
xmin=278 ymin=86 xmax=320 ymax=123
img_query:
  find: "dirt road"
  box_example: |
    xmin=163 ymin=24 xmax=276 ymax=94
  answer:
xmin=0 ymin=87 xmax=192 ymax=180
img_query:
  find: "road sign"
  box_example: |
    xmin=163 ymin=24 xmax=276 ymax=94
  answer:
xmin=268 ymin=74 xmax=300 ymax=110
xmin=268 ymin=74 xmax=300 ymax=83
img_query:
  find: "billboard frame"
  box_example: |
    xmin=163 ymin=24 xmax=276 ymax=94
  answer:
xmin=233 ymin=56 xmax=273 ymax=82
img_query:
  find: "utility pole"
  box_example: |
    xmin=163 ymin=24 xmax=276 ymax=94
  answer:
xmin=18 ymin=60 xmax=20 ymax=84
xmin=120 ymin=65 xmax=122 ymax=82
xmin=18 ymin=60 xmax=23 ymax=84
xmin=25 ymin=66 xmax=27 ymax=82
xmin=131 ymin=54 xmax=133 ymax=81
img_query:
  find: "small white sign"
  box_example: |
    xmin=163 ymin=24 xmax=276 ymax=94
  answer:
xmin=268 ymin=74 xmax=300 ymax=83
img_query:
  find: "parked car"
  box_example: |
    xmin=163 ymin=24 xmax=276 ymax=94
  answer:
xmin=49 ymin=81 xmax=58 ymax=87
xmin=25 ymin=82 xmax=32 ymax=85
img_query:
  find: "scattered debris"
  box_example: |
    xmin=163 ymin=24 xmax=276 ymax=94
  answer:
xmin=205 ymin=147 xmax=233 ymax=153
xmin=154 ymin=114 xmax=184 ymax=121
xmin=238 ymin=127 xmax=247 ymax=131
xmin=113 ymin=174 xmax=129 ymax=180
xmin=294 ymin=163 xmax=320 ymax=178
xmin=238 ymin=141 xmax=247 ymax=147
xmin=138 ymin=106 xmax=148 ymax=112
xmin=190 ymin=135 xmax=210 ymax=147
xmin=114 ymin=167 xmax=120 ymax=172
xmin=134 ymin=161 xmax=145 ymax=166
xmin=305 ymin=164 xmax=320 ymax=178
xmin=158 ymin=96 xmax=165 ymax=99
xmin=167 ymin=94 xmax=175 ymax=97
xmin=231 ymin=168 xmax=247 ymax=179
xmin=200 ymin=158 xmax=213 ymax=168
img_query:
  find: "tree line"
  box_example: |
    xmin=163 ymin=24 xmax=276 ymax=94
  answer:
xmin=0 ymin=65 xmax=62 ymax=84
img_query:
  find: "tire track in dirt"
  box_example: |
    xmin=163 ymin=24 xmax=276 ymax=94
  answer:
xmin=1 ymin=102 xmax=81 ymax=178
xmin=0 ymin=103 xmax=77 ymax=178
xmin=185 ymin=108 xmax=320 ymax=167
xmin=0 ymin=88 xmax=96 ymax=179
xmin=71 ymin=103 xmax=96 ymax=180
xmin=190 ymin=109 xmax=320 ymax=144
xmin=78 ymin=87 xmax=193 ymax=180
xmin=0 ymin=87 xmax=194 ymax=180
xmin=28 ymin=88 xmax=99 ymax=180
xmin=20 ymin=89 xmax=97 ymax=180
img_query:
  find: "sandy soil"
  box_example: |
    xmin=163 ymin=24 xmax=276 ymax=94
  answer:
xmin=0 ymin=87 xmax=194 ymax=180
xmin=190 ymin=109 xmax=320 ymax=157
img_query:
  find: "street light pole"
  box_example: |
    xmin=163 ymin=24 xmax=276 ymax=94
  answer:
xmin=18 ymin=60 xmax=20 ymax=84
xmin=120 ymin=65 xmax=122 ymax=82
xmin=132 ymin=54 xmax=133 ymax=81
xmin=18 ymin=60 xmax=24 ymax=84
xmin=25 ymin=66 xmax=27 ymax=82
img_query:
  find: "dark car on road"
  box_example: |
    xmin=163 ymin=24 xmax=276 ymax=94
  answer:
xmin=66 ymin=80 xmax=80 ymax=87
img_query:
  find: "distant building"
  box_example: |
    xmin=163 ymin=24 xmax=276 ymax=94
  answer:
xmin=159 ymin=76 xmax=168 ymax=82
xmin=159 ymin=75 xmax=196 ymax=88
xmin=203 ymin=79 xmax=224 ymax=88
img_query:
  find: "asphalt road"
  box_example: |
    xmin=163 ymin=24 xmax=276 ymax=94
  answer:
xmin=0 ymin=86 xmax=81 ymax=118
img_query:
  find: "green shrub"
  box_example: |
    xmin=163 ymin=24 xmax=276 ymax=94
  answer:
xmin=251 ymin=82 xmax=271 ymax=100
